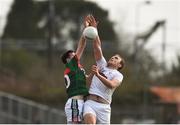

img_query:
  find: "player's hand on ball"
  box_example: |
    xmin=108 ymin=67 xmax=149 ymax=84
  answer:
xmin=89 ymin=14 xmax=98 ymax=28
xmin=83 ymin=14 xmax=98 ymax=40
xmin=84 ymin=14 xmax=98 ymax=28
xmin=84 ymin=15 xmax=91 ymax=28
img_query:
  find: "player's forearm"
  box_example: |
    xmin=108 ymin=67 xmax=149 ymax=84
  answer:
xmin=86 ymin=73 xmax=94 ymax=88
xmin=93 ymin=36 xmax=103 ymax=60
xmin=93 ymin=36 xmax=101 ymax=51
xmin=76 ymin=35 xmax=86 ymax=59
xmin=96 ymin=73 xmax=116 ymax=89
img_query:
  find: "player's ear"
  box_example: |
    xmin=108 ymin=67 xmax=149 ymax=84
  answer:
xmin=117 ymin=63 xmax=122 ymax=70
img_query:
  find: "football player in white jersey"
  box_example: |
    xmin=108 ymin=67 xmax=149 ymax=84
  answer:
xmin=83 ymin=15 xmax=125 ymax=124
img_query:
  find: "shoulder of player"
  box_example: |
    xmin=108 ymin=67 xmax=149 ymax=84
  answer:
xmin=111 ymin=69 xmax=123 ymax=77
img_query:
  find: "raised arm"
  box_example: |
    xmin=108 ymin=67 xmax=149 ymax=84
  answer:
xmin=88 ymin=15 xmax=103 ymax=61
xmin=75 ymin=35 xmax=86 ymax=59
xmin=75 ymin=15 xmax=90 ymax=59
xmin=93 ymin=36 xmax=103 ymax=61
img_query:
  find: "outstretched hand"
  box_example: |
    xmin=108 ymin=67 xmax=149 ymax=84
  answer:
xmin=84 ymin=14 xmax=98 ymax=28
xmin=84 ymin=15 xmax=90 ymax=28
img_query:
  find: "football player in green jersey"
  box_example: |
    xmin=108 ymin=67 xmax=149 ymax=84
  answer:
xmin=61 ymin=15 xmax=93 ymax=124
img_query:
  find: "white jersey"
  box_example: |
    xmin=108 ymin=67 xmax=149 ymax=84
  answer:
xmin=89 ymin=57 xmax=123 ymax=104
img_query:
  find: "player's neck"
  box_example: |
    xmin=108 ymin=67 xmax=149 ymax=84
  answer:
xmin=107 ymin=64 xmax=117 ymax=70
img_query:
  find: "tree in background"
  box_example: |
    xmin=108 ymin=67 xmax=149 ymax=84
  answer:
xmin=2 ymin=0 xmax=117 ymax=42
xmin=2 ymin=0 xmax=41 ymax=39
xmin=0 ymin=0 xmax=121 ymax=104
xmin=158 ymin=55 xmax=180 ymax=86
xmin=1 ymin=0 xmax=168 ymax=105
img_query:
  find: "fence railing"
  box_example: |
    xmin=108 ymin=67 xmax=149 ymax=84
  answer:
xmin=0 ymin=91 xmax=66 ymax=124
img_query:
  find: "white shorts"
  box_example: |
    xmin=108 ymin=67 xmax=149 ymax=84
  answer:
xmin=64 ymin=98 xmax=84 ymax=123
xmin=83 ymin=100 xmax=111 ymax=124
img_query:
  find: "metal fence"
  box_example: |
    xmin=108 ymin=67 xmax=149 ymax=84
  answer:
xmin=0 ymin=91 xmax=66 ymax=124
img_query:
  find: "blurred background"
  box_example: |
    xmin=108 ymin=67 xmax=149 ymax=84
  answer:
xmin=0 ymin=0 xmax=180 ymax=123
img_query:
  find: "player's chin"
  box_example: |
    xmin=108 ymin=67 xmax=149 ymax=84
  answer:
xmin=108 ymin=62 xmax=113 ymax=66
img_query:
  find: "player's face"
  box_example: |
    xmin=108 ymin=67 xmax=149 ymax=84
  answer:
xmin=68 ymin=52 xmax=75 ymax=59
xmin=108 ymin=55 xmax=122 ymax=68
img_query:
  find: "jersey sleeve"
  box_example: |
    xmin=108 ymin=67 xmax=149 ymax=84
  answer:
xmin=96 ymin=56 xmax=107 ymax=70
xmin=113 ymin=72 xmax=123 ymax=85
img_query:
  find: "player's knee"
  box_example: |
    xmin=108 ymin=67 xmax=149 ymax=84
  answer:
xmin=84 ymin=113 xmax=96 ymax=124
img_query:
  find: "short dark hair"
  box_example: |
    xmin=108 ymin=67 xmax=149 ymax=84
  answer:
xmin=116 ymin=54 xmax=125 ymax=71
xmin=61 ymin=50 xmax=74 ymax=64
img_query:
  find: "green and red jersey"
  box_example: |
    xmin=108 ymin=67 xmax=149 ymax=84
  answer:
xmin=64 ymin=55 xmax=88 ymax=98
